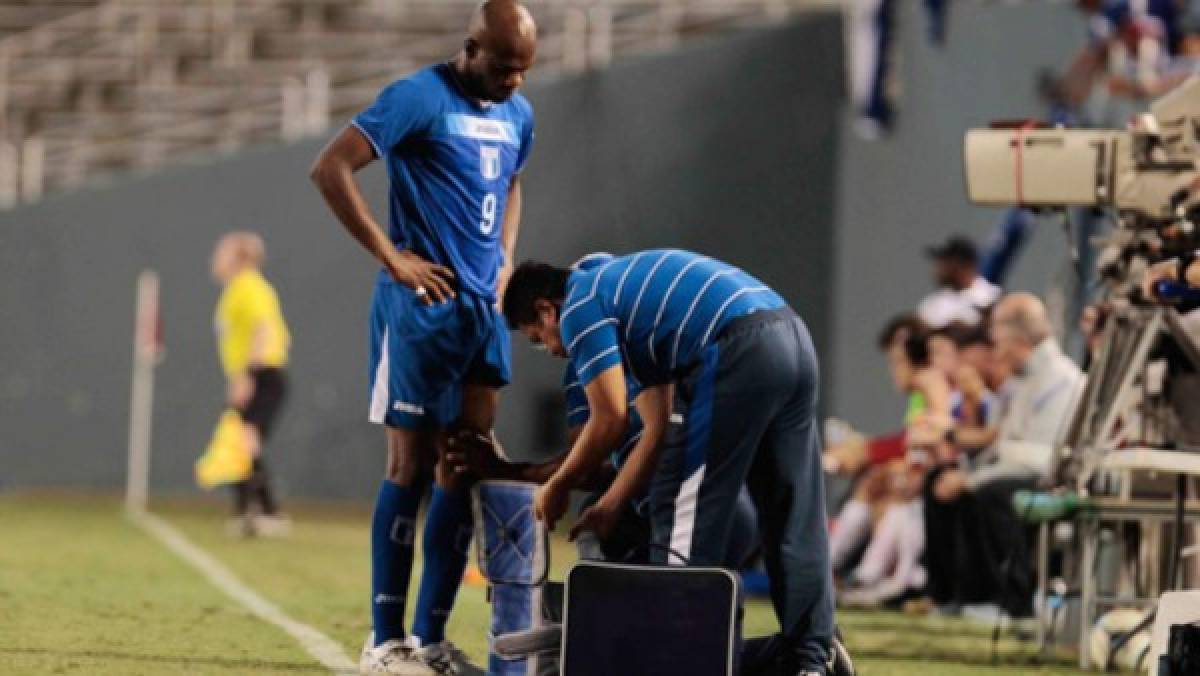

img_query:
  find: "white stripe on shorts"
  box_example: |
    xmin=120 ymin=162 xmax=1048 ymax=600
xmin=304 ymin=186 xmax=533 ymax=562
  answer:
xmin=668 ymin=464 xmax=706 ymax=566
xmin=368 ymin=327 xmax=390 ymax=424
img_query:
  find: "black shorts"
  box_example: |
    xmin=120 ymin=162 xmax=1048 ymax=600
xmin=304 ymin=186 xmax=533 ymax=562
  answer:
xmin=237 ymin=367 xmax=288 ymax=440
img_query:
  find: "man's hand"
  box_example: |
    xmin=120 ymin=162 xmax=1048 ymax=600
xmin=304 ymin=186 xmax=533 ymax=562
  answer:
xmin=227 ymin=373 xmax=254 ymax=409
xmin=533 ymin=475 xmax=571 ymax=530
xmin=934 ymin=469 xmax=970 ymax=502
xmin=1142 ymin=259 xmax=1179 ymax=303
xmin=385 ymin=249 xmax=456 ymax=306
xmin=569 ymin=495 xmax=623 ymax=542
xmin=445 ymin=429 xmax=504 ymax=478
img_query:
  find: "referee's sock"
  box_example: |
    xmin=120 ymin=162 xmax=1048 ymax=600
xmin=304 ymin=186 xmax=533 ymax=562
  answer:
xmin=371 ymin=479 xmax=421 ymax=646
xmin=412 ymin=485 xmax=473 ymax=645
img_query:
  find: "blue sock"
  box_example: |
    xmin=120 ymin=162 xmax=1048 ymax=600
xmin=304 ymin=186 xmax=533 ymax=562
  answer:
xmin=412 ymin=485 xmax=474 ymax=645
xmin=371 ymin=480 xmax=421 ymax=646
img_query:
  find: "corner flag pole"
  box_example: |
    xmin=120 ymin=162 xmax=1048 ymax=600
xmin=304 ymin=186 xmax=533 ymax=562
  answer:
xmin=126 ymin=269 xmax=161 ymax=513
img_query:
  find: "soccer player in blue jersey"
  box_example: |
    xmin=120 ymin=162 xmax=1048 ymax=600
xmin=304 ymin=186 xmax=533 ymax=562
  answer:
xmin=502 ymin=251 xmax=841 ymax=676
xmin=309 ymin=2 xmax=535 ymax=674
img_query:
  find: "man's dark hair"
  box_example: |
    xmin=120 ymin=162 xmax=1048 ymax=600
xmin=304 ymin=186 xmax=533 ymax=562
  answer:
xmin=502 ymin=260 xmax=570 ymax=328
xmin=937 ymin=321 xmax=991 ymax=349
xmin=925 ymin=235 xmax=979 ymax=266
xmin=903 ymin=330 xmax=932 ymax=369
xmin=877 ymin=313 xmax=928 ymax=351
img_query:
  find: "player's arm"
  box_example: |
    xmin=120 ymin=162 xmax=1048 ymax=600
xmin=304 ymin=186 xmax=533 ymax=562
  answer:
xmin=227 ymin=289 xmax=275 ymax=408
xmin=446 ymin=424 xmax=613 ymax=488
xmin=249 ymin=321 xmax=273 ymax=367
xmin=570 ymin=384 xmax=670 ymax=540
xmin=245 ymin=283 xmax=283 ymax=370
xmin=309 ymin=126 xmax=455 ymax=304
xmin=534 ymin=364 xmax=628 ymax=528
xmin=555 ymin=365 xmax=628 ymax=486
xmin=226 ymin=320 xmax=273 ymax=408
xmin=599 ymin=384 xmax=669 ymax=509
xmin=496 ymin=176 xmax=522 ymax=301
xmin=447 ymin=428 xmax=561 ymax=483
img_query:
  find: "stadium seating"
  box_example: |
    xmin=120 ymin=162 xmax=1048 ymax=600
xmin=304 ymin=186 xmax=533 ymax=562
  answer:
xmin=0 ymin=0 xmax=835 ymax=206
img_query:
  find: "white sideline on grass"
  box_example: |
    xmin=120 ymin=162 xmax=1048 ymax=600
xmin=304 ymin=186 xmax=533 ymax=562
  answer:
xmin=128 ymin=509 xmax=358 ymax=675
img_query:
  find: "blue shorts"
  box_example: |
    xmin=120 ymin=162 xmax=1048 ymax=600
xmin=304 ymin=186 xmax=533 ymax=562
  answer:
xmin=367 ymin=273 xmax=511 ymax=429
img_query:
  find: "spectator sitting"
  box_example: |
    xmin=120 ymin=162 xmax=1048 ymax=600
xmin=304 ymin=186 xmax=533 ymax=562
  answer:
xmin=921 ymin=293 xmax=1083 ymax=618
xmin=824 ymin=314 xmax=928 ymax=476
xmin=907 ymin=323 xmax=1006 ymax=465
xmin=831 ymin=317 xmax=951 ymax=608
xmin=918 ymin=236 xmax=1001 ymax=329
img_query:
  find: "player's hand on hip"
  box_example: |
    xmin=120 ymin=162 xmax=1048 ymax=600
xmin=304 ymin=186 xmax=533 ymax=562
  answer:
xmin=534 ymin=476 xmax=570 ymax=530
xmin=386 ymin=250 xmax=456 ymax=305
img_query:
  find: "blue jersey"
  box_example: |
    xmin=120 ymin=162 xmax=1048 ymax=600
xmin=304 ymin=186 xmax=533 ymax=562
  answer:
xmin=562 ymin=362 xmax=643 ymax=469
xmin=560 ymin=250 xmax=785 ymax=387
xmin=353 ymin=64 xmax=535 ymax=301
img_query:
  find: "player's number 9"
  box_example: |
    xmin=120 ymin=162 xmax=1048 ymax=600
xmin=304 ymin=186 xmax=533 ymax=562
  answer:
xmin=480 ymin=192 xmax=497 ymax=235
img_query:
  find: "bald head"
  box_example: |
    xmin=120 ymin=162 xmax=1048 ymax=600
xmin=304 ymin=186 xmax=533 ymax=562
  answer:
xmin=991 ymin=292 xmax=1051 ymax=372
xmin=993 ymin=292 xmax=1050 ymax=345
xmin=469 ymin=0 xmax=537 ymax=47
xmin=457 ymin=1 xmax=536 ymax=102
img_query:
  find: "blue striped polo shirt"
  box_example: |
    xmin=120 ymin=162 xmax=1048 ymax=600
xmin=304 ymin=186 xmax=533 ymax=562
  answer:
xmin=560 ymin=250 xmax=785 ymax=386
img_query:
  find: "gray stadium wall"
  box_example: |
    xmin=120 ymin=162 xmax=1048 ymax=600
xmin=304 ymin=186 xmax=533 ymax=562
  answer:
xmin=0 ymin=16 xmax=842 ymax=498
xmin=0 ymin=2 xmax=1089 ymax=497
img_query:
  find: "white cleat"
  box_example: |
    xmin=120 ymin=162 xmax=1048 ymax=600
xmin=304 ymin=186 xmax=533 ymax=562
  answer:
xmin=359 ymin=634 xmax=436 ymax=676
xmin=411 ymin=639 xmax=483 ymax=676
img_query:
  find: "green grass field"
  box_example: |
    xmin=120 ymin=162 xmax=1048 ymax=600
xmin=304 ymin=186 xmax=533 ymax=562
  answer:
xmin=0 ymin=492 xmax=1097 ymax=675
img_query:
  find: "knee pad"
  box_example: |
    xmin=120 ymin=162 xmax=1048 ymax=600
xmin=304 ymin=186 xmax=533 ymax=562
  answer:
xmin=473 ymin=480 xmax=559 ymax=675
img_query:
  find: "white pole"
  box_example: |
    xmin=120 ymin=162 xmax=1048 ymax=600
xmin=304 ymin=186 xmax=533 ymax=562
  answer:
xmin=126 ymin=269 xmax=160 ymax=514
xmin=0 ymin=139 xmax=18 ymax=209
xmin=304 ymin=66 xmax=330 ymax=136
xmin=280 ymin=76 xmax=305 ymax=141
xmin=20 ymin=135 xmax=43 ymax=203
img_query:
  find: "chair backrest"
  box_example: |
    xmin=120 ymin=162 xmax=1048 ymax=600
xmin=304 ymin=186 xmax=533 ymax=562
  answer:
xmin=562 ymin=560 xmax=737 ymax=676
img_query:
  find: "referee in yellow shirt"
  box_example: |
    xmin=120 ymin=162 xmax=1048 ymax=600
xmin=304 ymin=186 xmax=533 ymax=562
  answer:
xmin=211 ymin=232 xmax=292 ymax=536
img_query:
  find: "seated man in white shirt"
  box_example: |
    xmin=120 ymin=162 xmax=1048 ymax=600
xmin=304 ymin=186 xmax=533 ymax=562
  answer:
xmin=923 ymin=293 xmax=1083 ymax=617
xmin=918 ymin=236 xmax=1002 ymax=329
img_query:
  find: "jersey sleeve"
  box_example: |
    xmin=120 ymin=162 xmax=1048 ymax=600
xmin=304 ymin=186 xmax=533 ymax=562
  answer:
xmin=561 ymin=295 xmax=622 ymax=387
xmin=352 ymin=79 xmax=434 ymax=158
xmin=515 ymin=112 xmax=535 ymax=173
xmin=561 ymin=363 xmax=590 ymax=427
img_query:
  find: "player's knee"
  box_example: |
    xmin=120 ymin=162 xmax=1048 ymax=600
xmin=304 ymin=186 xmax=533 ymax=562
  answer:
xmin=384 ymin=446 xmax=426 ymax=486
xmin=385 ymin=458 xmax=423 ymax=486
xmin=384 ymin=427 xmax=437 ymax=485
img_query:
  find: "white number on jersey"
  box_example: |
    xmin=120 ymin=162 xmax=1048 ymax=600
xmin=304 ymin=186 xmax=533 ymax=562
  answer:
xmin=480 ymin=192 xmax=497 ymax=235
